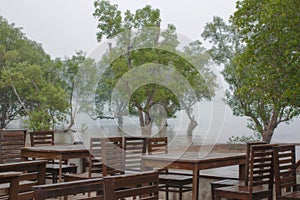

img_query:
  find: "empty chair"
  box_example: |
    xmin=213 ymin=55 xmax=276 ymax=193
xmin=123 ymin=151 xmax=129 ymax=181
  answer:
xmin=0 ymin=172 xmax=22 ymax=199
xmin=103 ymin=170 xmax=159 ymax=200
xmin=147 ymin=137 xmax=193 ymax=200
xmin=30 ymin=131 xmax=77 ymax=183
xmin=273 ymin=144 xmax=300 ymax=199
xmin=147 ymin=137 xmax=168 ymax=155
xmin=101 ymin=137 xmax=125 ymax=176
xmin=64 ymin=137 xmax=124 ymax=182
xmin=64 ymin=137 xmax=104 ymax=181
xmin=124 ymin=136 xmax=147 ymax=172
xmin=0 ymin=160 xmax=47 ymax=200
xmin=30 ymin=131 xmax=54 ymax=146
xmin=215 ymin=144 xmax=276 ymax=200
xmin=0 ymin=129 xmax=26 ymax=163
xmin=211 ymin=141 xmax=267 ymax=199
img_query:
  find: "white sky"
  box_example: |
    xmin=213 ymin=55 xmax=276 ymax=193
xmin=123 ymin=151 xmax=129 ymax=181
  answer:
xmin=0 ymin=0 xmax=237 ymax=58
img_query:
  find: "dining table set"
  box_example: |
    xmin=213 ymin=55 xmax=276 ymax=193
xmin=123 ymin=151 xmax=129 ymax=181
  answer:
xmin=0 ymin=129 xmax=299 ymax=199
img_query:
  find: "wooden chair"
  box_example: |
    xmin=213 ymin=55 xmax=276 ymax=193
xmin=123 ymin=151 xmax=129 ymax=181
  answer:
xmin=101 ymin=137 xmax=125 ymax=176
xmin=0 ymin=129 xmax=26 ymax=163
xmin=103 ymin=170 xmax=159 ymax=200
xmin=33 ymin=178 xmax=103 ymax=200
xmin=210 ymin=141 xmax=267 ymax=199
xmin=0 ymin=172 xmax=22 ymax=200
xmin=147 ymin=137 xmax=193 ymax=200
xmin=64 ymin=137 xmax=104 ymax=181
xmin=124 ymin=136 xmax=147 ymax=172
xmin=215 ymin=144 xmax=275 ymax=200
xmin=64 ymin=137 xmax=124 ymax=182
xmin=29 ymin=131 xmax=78 ymax=183
xmin=30 ymin=131 xmax=54 ymax=146
xmin=0 ymin=160 xmax=47 ymax=200
xmin=273 ymin=144 xmax=300 ymax=199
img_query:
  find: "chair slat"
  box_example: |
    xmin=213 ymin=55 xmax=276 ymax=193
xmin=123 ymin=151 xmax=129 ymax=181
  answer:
xmin=273 ymin=144 xmax=299 ymax=199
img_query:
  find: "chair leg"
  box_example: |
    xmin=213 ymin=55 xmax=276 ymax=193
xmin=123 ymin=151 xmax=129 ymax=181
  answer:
xmin=165 ymin=185 xmax=169 ymax=200
xmin=214 ymin=191 xmax=219 ymax=200
xmin=179 ymin=185 xmax=183 ymax=200
xmin=53 ymin=172 xmax=58 ymax=183
xmin=211 ymin=184 xmax=215 ymax=200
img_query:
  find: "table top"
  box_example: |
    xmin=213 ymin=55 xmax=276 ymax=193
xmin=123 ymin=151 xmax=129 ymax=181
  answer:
xmin=22 ymin=144 xmax=89 ymax=153
xmin=142 ymin=152 xmax=246 ymax=164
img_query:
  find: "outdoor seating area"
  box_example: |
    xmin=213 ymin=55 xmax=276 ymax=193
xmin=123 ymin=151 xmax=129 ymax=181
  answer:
xmin=0 ymin=129 xmax=299 ymax=199
xmin=1 ymin=0 xmax=299 ymax=199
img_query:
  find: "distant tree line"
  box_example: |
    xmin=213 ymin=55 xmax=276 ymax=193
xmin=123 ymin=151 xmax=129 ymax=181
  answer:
xmin=0 ymin=16 xmax=96 ymax=131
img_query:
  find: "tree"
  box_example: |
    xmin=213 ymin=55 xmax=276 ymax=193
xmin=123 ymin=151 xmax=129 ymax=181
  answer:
xmin=0 ymin=16 xmax=68 ymax=130
xmin=202 ymin=0 xmax=300 ymax=143
xmin=59 ymin=51 xmax=98 ymax=130
xmin=94 ymin=1 xmax=217 ymax=135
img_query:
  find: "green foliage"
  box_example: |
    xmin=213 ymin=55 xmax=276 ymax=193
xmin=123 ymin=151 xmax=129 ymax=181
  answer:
xmin=0 ymin=16 xmax=69 ymax=130
xmin=227 ymin=132 xmax=261 ymax=149
xmin=24 ymin=110 xmax=52 ymax=131
xmin=202 ymin=0 xmax=300 ymax=142
xmin=227 ymin=132 xmax=262 ymax=144
xmin=59 ymin=51 xmax=98 ymax=129
xmin=94 ymin=2 xmax=217 ymax=130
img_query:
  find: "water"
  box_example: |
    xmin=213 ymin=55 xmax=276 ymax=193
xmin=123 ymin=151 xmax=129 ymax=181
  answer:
xmin=8 ymin=99 xmax=300 ymax=153
xmin=73 ymin=100 xmax=300 ymax=144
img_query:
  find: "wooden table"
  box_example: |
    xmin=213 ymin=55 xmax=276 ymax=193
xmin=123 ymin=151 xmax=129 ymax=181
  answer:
xmin=142 ymin=152 xmax=246 ymax=200
xmin=21 ymin=144 xmax=89 ymax=182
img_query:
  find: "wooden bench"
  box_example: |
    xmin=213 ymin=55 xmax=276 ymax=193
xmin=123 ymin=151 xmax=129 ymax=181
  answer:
xmin=103 ymin=171 xmax=159 ymax=199
xmin=0 ymin=160 xmax=47 ymax=200
xmin=0 ymin=172 xmax=22 ymax=199
xmin=33 ymin=178 xmax=103 ymax=200
xmin=33 ymin=171 xmax=159 ymax=200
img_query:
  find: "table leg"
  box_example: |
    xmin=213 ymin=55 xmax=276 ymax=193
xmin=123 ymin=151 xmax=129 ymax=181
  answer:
xmin=239 ymin=163 xmax=246 ymax=180
xmin=192 ymin=167 xmax=199 ymax=200
xmin=59 ymin=156 xmax=63 ymax=183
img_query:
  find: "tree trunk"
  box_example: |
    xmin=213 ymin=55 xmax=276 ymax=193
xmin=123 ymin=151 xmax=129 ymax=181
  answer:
xmin=262 ymin=128 xmax=275 ymax=143
xmin=0 ymin=109 xmax=7 ymax=129
xmin=185 ymin=109 xmax=198 ymax=136
xmin=117 ymin=116 xmax=123 ymax=127
xmin=261 ymin=111 xmax=279 ymax=143
xmin=142 ymin=125 xmax=152 ymax=136
xmin=67 ymin=116 xmax=75 ymax=130
xmin=159 ymin=125 xmax=167 ymax=137
xmin=144 ymin=110 xmax=152 ymax=126
xmin=187 ymin=117 xmax=198 ymax=136
xmin=138 ymin=109 xmax=145 ymax=127
xmin=0 ymin=119 xmax=5 ymax=129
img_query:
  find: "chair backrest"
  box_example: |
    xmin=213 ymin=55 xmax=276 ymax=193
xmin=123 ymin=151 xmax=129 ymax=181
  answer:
xmin=103 ymin=170 xmax=159 ymax=200
xmin=244 ymin=141 xmax=267 ymax=185
xmin=30 ymin=131 xmax=54 ymax=146
xmin=0 ymin=160 xmax=47 ymax=199
xmin=147 ymin=137 xmax=168 ymax=155
xmin=33 ymin=178 xmax=103 ymax=200
xmin=88 ymin=138 xmax=103 ymax=176
xmin=0 ymin=171 xmax=22 ymax=199
xmin=0 ymin=130 xmax=26 ymax=163
xmin=124 ymin=137 xmax=147 ymax=171
xmin=101 ymin=137 xmax=124 ymax=176
xmin=248 ymin=144 xmax=275 ymax=193
xmin=273 ymin=144 xmax=297 ymax=197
